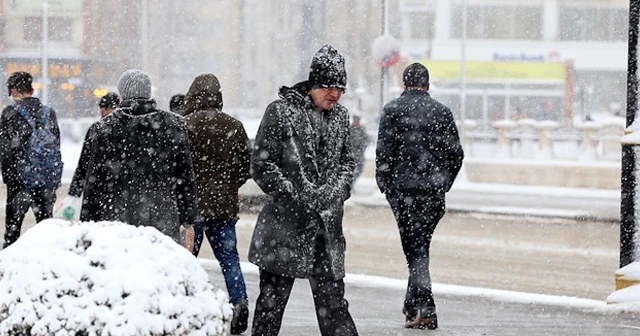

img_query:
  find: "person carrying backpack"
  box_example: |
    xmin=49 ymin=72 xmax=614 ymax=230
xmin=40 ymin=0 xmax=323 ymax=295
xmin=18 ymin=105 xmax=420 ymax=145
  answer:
xmin=0 ymin=71 xmax=62 ymax=248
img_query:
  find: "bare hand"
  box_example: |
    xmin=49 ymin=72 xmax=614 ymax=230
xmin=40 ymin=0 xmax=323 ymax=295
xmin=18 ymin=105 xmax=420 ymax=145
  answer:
xmin=180 ymin=225 xmax=195 ymax=252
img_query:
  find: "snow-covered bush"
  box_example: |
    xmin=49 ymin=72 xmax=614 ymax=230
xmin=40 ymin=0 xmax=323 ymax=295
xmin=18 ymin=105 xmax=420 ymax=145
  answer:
xmin=0 ymin=219 xmax=232 ymax=336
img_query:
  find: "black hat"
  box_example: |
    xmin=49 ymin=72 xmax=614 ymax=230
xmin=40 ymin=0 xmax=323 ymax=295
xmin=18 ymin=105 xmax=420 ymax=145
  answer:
xmin=98 ymin=92 xmax=120 ymax=109
xmin=169 ymin=94 xmax=186 ymax=113
xmin=308 ymin=44 xmax=347 ymax=90
xmin=403 ymin=63 xmax=430 ymax=87
xmin=6 ymin=71 xmax=33 ymax=96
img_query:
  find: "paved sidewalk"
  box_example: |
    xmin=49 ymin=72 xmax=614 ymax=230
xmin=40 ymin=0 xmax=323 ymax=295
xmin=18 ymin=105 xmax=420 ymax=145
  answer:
xmin=350 ymin=177 xmax=620 ymax=222
xmin=202 ymin=261 xmax=640 ymax=336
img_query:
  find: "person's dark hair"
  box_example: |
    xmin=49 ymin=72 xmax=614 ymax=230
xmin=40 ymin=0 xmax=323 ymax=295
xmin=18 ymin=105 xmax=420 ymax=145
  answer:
xmin=169 ymin=94 xmax=186 ymax=113
xmin=402 ymin=63 xmax=430 ymax=87
xmin=98 ymin=92 xmax=120 ymax=109
xmin=6 ymin=71 xmax=33 ymax=96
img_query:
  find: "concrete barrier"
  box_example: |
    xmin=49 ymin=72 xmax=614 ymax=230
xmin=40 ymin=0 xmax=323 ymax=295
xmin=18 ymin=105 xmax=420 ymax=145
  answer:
xmin=361 ymin=158 xmax=620 ymax=190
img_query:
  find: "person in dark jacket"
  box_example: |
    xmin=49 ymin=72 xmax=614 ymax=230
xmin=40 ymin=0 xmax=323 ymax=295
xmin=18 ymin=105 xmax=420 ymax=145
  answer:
xmin=67 ymin=92 xmax=119 ymax=198
xmin=169 ymin=93 xmax=185 ymax=115
xmin=349 ymin=115 xmax=370 ymax=189
xmin=376 ymin=63 xmax=464 ymax=330
xmin=183 ymin=73 xmax=252 ymax=335
xmin=249 ymin=44 xmax=359 ymax=336
xmin=0 ymin=71 xmax=61 ymax=248
xmin=80 ymin=69 xmax=197 ymax=249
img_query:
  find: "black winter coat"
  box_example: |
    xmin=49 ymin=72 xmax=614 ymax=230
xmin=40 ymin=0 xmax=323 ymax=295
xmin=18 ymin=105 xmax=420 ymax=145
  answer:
xmin=0 ymin=97 xmax=61 ymax=188
xmin=80 ymin=99 xmax=199 ymax=243
xmin=376 ymin=90 xmax=464 ymax=194
xmin=248 ymin=81 xmax=355 ymax=279
xmin=68 ymin=121 xmax=99 ymax=197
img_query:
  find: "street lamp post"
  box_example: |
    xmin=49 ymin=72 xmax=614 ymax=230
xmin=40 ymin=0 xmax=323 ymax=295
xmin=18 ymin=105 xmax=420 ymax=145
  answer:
xmin=460 ymin=0 xmax=468 ymax=150
xmin=141 ymin=0 xmax=149 ymax=70
xmin=41 ymin=1 xmax=49 ymax=105
xmin=620 ymin=0 xmax=640 ymax=268
xmin=380 ymin=0 xmax=389 ymax=112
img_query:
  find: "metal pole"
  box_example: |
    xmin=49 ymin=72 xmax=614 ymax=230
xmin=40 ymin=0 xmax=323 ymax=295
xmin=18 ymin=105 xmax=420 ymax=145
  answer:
xmin=141 ymin=0 xmax=148 ymax=70
xmin=620 ymin=0 xmax=640 ymax=268
xmin=41 ymin=2 xmax=49 ymax=105
xmin=460 ymin=0 xmax=467 ymax=147
xmin=302 ymin=0 xmax=314 ymax=79
xmin=383 ymin=0 xmax=389 ymax=34
xmin=379 ymin=0 xmax=386 ymax=112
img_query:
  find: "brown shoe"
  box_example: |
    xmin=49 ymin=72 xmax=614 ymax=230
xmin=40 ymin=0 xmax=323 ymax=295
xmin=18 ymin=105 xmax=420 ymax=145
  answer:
xmin=405 ymin=314 xmax=438 ymax=330
xmin=402 ymin=307 xmax=414 ymax=326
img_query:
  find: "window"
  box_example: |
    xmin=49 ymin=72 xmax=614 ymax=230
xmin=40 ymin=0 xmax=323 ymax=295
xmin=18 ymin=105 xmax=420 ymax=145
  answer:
xmin=451 ymin=4 xmax=542 ymax=40
xmin=24 ymin=17 xmax=43 ymax=42
xmin=49 ymin=17 xmax=72 ymax=42
xmin=407 ymin=11 xmax=435 ymax=39
xmin=23 ymin=16 xmax=72 ymax=42
xmin=559 ymin=6 xmax=628 ymax=41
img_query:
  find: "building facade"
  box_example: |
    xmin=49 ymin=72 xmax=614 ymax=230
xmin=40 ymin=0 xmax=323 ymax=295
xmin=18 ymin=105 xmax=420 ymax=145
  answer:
xmin=1 ymin=0 xmax=626 ymax=127
xmin=398 ymin=0 xmax=629 ymax=129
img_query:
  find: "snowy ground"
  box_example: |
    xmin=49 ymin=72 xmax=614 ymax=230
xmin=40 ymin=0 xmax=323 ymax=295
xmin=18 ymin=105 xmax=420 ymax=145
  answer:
xmin=48 ymin=118 xmax=640 ymax=330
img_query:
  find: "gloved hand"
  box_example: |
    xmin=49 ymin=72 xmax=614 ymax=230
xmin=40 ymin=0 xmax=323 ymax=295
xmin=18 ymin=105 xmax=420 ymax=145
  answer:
xmin=315 ymin=183 xmax=344 ymax=210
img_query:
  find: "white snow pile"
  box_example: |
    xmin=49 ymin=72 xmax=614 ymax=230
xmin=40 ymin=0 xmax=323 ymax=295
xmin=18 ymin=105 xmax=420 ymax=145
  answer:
xmin=0 ymin=219 xmax=232 ymax=336
xmin=607 ymin=261 xmax=640 ymax=310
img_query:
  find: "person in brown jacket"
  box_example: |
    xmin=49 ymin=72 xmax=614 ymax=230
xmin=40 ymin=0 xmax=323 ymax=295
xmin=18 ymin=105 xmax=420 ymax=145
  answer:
xmin=183 ymin=73 xmax=252 ymax=335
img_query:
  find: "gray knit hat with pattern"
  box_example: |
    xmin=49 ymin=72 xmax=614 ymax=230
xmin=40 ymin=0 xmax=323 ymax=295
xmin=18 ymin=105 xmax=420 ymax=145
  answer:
xmin=117 ymin=69 xmax=152 ymax=100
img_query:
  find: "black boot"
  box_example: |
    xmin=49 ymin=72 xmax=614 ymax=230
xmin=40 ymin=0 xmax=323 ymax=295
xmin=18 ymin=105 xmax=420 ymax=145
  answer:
xmin=230 ymin=302 xmax=249 ymax=335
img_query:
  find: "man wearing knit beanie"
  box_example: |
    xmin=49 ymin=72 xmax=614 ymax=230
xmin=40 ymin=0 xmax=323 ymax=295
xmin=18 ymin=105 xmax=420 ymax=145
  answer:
xmin=376 ymin=62 xmax=464 ymax=330
xmin=80 ymin=69 xmax=198 ymax=253
xmin=117 ymin=69 xmax=152 ymax=100
xmin=308 ymin=44 xmax=347 ymax=91
xmin=249 ymin=45 xmax=359 ymax=335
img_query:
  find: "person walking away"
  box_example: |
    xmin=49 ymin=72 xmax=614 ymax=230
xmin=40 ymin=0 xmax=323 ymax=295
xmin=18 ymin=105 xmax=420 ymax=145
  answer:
xmin=183 ymin=73 xmax=252 ymax=335
xmin=349 ymin=114 xmax=370 ymax=191
xmin=249 ymin=44 xmax=359 ymax=336
xmin=67 ymin=92 xmax=119 ymax=199
xmin=0 ymin=71 xmax=63 ymax=248
xmin=80 ymin=69 xmax=197 ymax=251
xmin=376 ymin=62 xmax=464 ymax=330
xmin=169 ymin=93 xmax=186 ymax=115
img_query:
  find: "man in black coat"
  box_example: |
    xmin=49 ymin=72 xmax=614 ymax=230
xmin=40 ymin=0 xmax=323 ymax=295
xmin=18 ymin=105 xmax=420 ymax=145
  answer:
xmin=80 ymin=69 xmax=197 ymax=249
xmin=376 ymin=63 xmax=464 ymax=330
xmin=349 ymin=115 xmax=370 ymax=188
xmin=0 ymin=71 xmax=62 ymax=248
xmin=249 ymin=44 xmax=359 ymax=336
xmin=68 ymin=92 xmax=119 ymax=199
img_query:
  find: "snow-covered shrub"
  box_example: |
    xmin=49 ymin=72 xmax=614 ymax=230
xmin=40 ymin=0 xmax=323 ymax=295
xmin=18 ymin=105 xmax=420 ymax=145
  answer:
xmin=0 ymin=219 xmax=232 ymax=336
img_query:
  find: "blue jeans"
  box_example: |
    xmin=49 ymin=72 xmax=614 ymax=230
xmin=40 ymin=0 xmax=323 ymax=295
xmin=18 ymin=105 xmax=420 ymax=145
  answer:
xmin=193 ymin=218 xmax=248 ymax=305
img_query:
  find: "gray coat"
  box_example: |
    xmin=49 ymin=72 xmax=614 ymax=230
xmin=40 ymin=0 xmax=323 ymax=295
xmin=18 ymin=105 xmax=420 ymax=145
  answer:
xmin=248 ymin=82 xmax=355 ymax=280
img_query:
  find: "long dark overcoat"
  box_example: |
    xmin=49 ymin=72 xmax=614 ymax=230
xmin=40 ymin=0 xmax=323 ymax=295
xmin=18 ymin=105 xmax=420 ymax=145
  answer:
xmin=248 ymin=82 xmax=355 ymax=279
xmin=80 ymin=99 xmax=198 ymax=243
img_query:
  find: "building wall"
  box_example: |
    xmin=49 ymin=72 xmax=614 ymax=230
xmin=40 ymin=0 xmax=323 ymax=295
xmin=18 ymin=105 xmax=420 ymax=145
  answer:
xmin=0 ymin=1 xmax=390 ymax=115
xmin=8 ymin=0 xmax=628 ymax=120
xmin=399 ymin=0 xmax=629 ymax=125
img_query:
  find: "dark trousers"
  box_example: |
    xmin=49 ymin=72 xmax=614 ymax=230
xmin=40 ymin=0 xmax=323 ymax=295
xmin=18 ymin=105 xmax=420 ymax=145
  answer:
xmin=386 ymin=191 xmax=445 ymax=318
xmin=252 ymin=235 xmax=359 ymax=336
xmin=3 ymin=185 xmax=56 ymax=248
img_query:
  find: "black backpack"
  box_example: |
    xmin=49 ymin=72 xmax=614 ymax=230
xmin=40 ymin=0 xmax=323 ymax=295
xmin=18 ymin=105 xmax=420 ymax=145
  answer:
xmin=14 ymin=104 xmax=63 ymax=191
